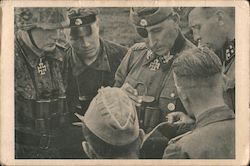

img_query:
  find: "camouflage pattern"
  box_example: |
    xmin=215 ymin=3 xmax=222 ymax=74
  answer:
xmin=15 ymin=8 xmax=69 ymax=30
xmin=15 ymin=30 xmax=83 ymax=159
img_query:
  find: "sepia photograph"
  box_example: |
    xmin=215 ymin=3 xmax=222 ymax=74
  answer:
xmin=0 ymin=0 xmax=249 ymax=165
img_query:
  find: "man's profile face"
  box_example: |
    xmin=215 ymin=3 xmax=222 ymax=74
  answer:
xmin=189 ymin=8 xmax=227 ymax=52
xmin=31 ymin=28 xmax=60 ymax=52
xmin=146 ymin=18 xmax=179 ymax=56
xmin=70 ymin=22 xmax=100 ymax=59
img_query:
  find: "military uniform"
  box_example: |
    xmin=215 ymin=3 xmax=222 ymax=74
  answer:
xmin=163 ymin=105 xmax=235 ymax=159
xmin=217 ymin=40 xmax=235 ymax=111
xmin=15 ymin=30 xmax=84 ymax=159
xmin=66 ymin=38 xmax=127 ymax=121
xmin=114 ymin=32 xmax=196 ymax=132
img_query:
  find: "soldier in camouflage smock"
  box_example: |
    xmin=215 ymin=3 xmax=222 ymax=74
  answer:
xmin=15 ymin=8 xmax=83 ymax=159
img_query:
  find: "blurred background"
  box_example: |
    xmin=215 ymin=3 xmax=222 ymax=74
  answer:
xmin=14 ymin=7 xmax=196 ymax=48
xmin=98 ymin=7 xmax=195 ymax=47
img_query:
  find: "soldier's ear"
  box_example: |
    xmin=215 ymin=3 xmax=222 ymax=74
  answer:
xmin=215 ymin=10 xmax=225 ymax=26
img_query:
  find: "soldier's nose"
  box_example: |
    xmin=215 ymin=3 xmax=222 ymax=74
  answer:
xmin=82 ymin=39 xmax=90 ymax=47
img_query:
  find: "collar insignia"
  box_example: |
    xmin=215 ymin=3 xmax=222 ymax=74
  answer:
xmin=146 ymin=49 xmax=153 ymax=60
xmin=75 ymin=18 xmax=83 ymax=26
xmin=225 ymin=44 xmax=235 ymax=61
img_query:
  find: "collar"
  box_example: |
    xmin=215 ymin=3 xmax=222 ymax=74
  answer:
xmin=71 ymin=39 xmax=111 ymax=76
xmin=16 ymin=30 xmax=64 ymax=68
xmin=223 ymin=39 xmax=235 ymax=66
xmin=143 ymin=31 xmax=186 ymax=66
xmin=196 ymin=105 xmax=235 ymax=128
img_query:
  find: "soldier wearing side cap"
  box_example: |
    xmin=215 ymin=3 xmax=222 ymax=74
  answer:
xmin=114 ymin=7 xmax=197 ymax=134
xmin=74 ymin=87 xmax=145 ymax=159
xmin=14 ymin=8 xmax=78 ymax=158
xmin=162 ymin=48 xmax=235 ymax=159
xmin=188 ymin=7 xmax=235 ymax=111
xmin=65 ymin=8 xmax=128 ymax=121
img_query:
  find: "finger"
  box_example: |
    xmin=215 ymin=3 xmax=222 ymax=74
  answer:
xmin=173 ymin=121 xmax=184 ymax=125
xmin=123 ymin=83 xmax=138 ymax=95
xmin=135 ymin=103 xmax=142 ymax=107
xmin=74 ymin=112 xmax=84 ymax=121
xmin=166 ymin=115 xmax=174 ymax=123
xmin=127 ymin=93 xmax=142 ymax=104
xmin=72 ymin=122 xmax=83 ymax=126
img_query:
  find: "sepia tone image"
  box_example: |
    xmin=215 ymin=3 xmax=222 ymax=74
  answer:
xmin=14 ymin=7 xmax=235 ymax=160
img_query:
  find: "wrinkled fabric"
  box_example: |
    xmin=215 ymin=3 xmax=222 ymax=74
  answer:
xmin=114 ymin=32 xmax=197 ymax=132
xmin=15 ymin=30 xmax=83 ymax=159
xmin=66 ymin=38 xmax=127 ymax=121
xmin=163 ymin=105 xmax=235 ymax=159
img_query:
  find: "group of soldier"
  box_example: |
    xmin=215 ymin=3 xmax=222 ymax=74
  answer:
xmin=15 ymin=7 xmax=235 ymax=159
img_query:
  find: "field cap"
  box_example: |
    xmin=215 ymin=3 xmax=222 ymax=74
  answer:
xmin=67 ymin=8 xmax=99 ymax=37
xmin=79 ymin=87 xmax=139 ymax=146
xmin=130 ymin=7 xmax=174 ymax=27
xmin=15 ymin=8 xmax=69 ymax=30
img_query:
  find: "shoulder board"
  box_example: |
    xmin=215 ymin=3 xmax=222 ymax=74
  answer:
xmin=168 ymin=131 xmax=192 ymax=144
xmin=131 ymin=42 xmax=147 ymax=51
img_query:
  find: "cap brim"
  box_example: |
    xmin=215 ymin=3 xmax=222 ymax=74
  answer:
xmin=70 ymin=26 xmax=92 ymax=37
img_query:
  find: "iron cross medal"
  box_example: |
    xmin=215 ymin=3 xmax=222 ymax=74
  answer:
xmin=37 ymin=58 xmax=47 ymax=75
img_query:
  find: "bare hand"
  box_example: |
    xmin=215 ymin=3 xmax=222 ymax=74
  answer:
xmin=121 ymin=83 xmax=143 ymax=107
xmin=166 ymin=112 xmax=195 ymax=126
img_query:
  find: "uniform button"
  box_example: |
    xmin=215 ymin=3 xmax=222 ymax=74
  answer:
xmin=170 ymin=93 xmax=175 ymax=98
xmin=167 ymin=103 xmax=175 ymax=111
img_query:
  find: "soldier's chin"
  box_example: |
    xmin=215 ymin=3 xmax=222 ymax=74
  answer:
xmin=43 ymin=45 xmax=56 ymax=52
xmin=154 ymin=48 xmax=168 ymax=56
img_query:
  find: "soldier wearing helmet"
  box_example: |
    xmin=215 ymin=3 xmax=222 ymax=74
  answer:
xmin=114 ymin=7 xmax=197 ymax=135
xmin=14 ymin=8 xmax=82 ymax=158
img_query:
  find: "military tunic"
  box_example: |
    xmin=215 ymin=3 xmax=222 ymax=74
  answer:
xmin=218 ymin=40 xmax=235 ymax=111
xmin=15 ymin=30 xmax=81 ymax=158
xmin=114 ymin=32 xmax=196 ymax=132
xmin=66 ymin=38 xmax=127 ymax=121
xmin=163 ymin=105 xmax=235 ymax=159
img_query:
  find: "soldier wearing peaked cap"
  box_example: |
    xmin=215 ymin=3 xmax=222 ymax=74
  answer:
xmin=74 ymin=87 xmax=145 ymax=159
xmin=114 ymin=7 xmax=197 ymax=135
xmin=14 ymin=8 xmax=80 ymax=158
xmin=65 ymin=8 xmax=128 ymax=123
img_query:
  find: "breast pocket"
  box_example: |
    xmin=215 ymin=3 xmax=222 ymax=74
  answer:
xmin=124 ymin=76 xmax=148 ymax=96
